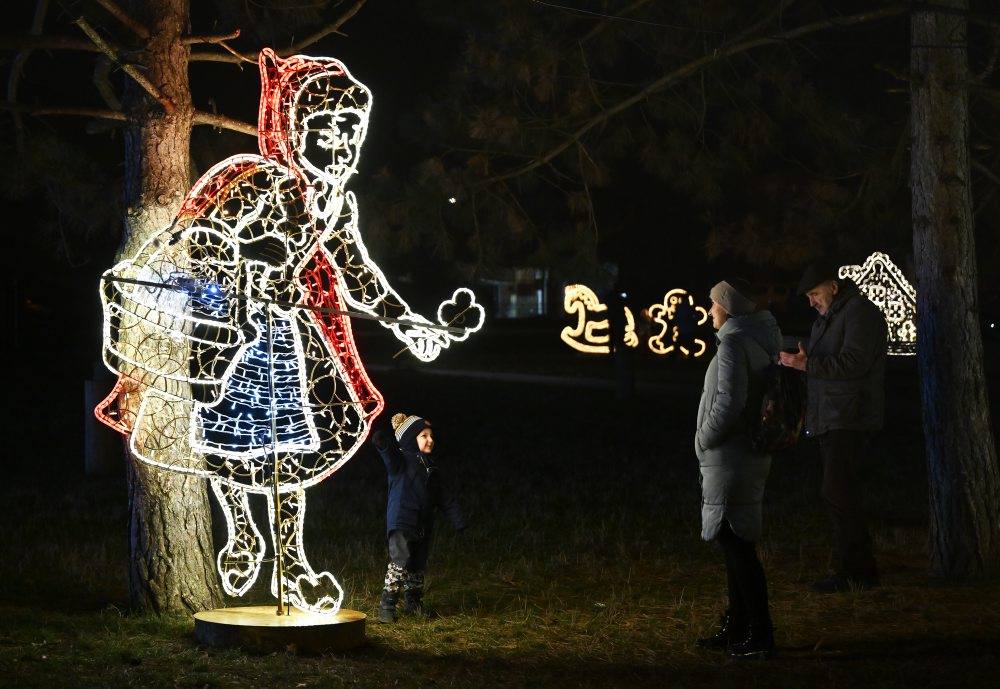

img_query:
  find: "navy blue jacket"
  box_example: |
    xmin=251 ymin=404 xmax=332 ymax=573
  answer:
xmin=373 ymin=430 xmax=467 ymax=538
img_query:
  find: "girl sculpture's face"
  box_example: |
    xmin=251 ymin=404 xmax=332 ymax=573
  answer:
xmin=296 ymin=108 xmax=368 ymax=181
xmin=416 ymin=428 xmax=434 ymax=454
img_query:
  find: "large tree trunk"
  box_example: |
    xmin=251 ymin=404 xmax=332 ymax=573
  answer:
xmin=120 ymin=0 xmax=223 ymax=613
xmin=911 ymin=0 xmax=1000 ymax=579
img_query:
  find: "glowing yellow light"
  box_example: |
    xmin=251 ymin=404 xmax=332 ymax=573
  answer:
xmin=839 ymin=252 xmax=916 ymax=356
xmin=647 ymin=289 xmax=709 ymax=357
xmin=96 ymin=50 xmax=484 ymax=614
xmin=560 ymin=284 xmax=637 ymax=354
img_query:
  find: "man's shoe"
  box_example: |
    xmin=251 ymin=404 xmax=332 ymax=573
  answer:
xmin=810 ymin=574 xmax=879 ymax=593
xmin=696 ymin=611 xmax=747 ymax=651
xmin=727 ymin=625 xmax=776 ymax=660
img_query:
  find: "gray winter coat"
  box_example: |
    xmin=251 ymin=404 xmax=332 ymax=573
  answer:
xmin=695 ymin=311 xmax=782 ymax=542
xmin=803 ymin=283 xmax=887 ymax=438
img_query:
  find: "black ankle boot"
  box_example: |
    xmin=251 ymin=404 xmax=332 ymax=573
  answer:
xmin=727 ymin=624 xmax=776 ymax=660
xmin=696 ymin=611 xmax=747 ymax=651
xmin=378 ymin=589 xmax=398 ymax=623
xmin=402 ymin=590 xmax=431 ymax=618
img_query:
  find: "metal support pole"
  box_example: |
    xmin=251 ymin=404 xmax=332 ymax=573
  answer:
xmin=266 ymin=304 xmax=287 ymax=615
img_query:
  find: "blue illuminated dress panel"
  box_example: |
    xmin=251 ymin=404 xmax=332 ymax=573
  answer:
xmin=197 ymin=311 xmax=316 ymax=454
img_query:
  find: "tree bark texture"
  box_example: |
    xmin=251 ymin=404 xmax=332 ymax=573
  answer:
xmin=119 ymin=0 xmax=223 ymax=613
xmin=911 ymin=0 xmax=1000 ymax=579
xmin=127 ymin=459 xmax=223 ymax=614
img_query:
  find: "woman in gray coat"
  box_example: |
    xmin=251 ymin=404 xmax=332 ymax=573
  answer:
xmin=695 ymin=279 xmax=782 ymax=660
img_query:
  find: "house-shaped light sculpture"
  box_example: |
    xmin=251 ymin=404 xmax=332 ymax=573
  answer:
xmin=839 ymin=252 xmax=916 ymax=356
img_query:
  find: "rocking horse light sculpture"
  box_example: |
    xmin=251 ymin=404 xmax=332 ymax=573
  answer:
xmin=96 ymin=49 xmax=484 ymax=615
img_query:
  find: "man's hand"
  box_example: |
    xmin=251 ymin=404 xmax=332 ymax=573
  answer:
xmin=779 ymin=342 xmax=808 ymax=371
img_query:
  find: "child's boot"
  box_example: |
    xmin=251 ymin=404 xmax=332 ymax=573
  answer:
xmin=377 ymin=589 xmax=398 ymax=623
xmin=402 ymin=589 xmax=430 ymax=618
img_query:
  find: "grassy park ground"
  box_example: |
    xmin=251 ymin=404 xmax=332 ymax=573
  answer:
xmin=3 ymin=324 xmax=1000 ymax=688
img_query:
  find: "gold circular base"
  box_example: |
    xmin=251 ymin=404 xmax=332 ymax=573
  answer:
xmin=194 ymin=606 xmax=366 ymax=654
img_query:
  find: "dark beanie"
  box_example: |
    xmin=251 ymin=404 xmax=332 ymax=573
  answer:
xmin=709 ymin=280 xmax=756 ymax=317
xmin=392 ymin=413 xmax=431 ymax=451
xmin=797 ymin=261 xmax=841 ymax=295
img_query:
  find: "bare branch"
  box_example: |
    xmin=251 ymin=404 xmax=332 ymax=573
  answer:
xmin=0 ymin=101 xmax=127 ymax=122
xmin=7 ymin=0 xmax=50 ymax=153
xmin=0 ymin=35 xmax=104 ymax=53
xmin=4 ymin=0 xmax=372 ymax=64
xmin=189 ymin=51 xmax=253 ymax=64
xmin=973 ymin=159 xmax=1000 ymax=188
xmin=72 ymin=16 xmax=175 ymax=113
xmin=183 ymin=29 xmax=240 ymax=46
xmin=192 ymin=111 xmax=257 ymax=137
xmin=93 ymin=56 xmax=121 ymax=110
xmin=93 ymin=0 xmax=150 ymax=40
xmin=285 ymin=0 xmax=368 ymax=54
xmin=0 ymin=101 xmax=256 ymax=137
xmin=581 ymin=0 xmax=653 ymax=43
xmin=186 ymin=0 xmax=370 ymax=64
xmin=474 ymin=4 xmax=909 ymax=189
xmin=183 ymin=30 xmax=256 ymax=66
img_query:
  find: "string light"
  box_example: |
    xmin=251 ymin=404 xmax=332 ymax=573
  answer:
xmin=96 ymin=49 xmax=484 ymax=614
xmin=839 ymin=252 xmax=916 ymax=356
xmin=561 ymin=285 xmax=708 ymax=357
xmin=646 ymin=289 xmax=708 ymax=357
xmin=562 ymin=257 xmax=914 ymax=360
xmin=560 ymin=284 xmax=637 ymax=354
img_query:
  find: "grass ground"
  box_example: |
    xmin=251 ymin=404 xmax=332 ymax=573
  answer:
xmin=2 ymin=349 xmax=999 ymax=688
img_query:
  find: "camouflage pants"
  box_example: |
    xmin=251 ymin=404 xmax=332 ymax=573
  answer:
xmin=384 ymin=562 xmax=424 ymax=594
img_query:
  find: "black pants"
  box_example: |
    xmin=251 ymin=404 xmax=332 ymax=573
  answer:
xmin=388 ymin=529 xmax=431 ymax=571
xmin=817 ymin=430 xmax=879 ymax=581
xmin=715 ymin=520 xmax=770 ymax=627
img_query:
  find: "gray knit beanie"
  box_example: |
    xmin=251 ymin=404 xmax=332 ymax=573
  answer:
xmin=709 ymin=280 xmax=756 ymax=317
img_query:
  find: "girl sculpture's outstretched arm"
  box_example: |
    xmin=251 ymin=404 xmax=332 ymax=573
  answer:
xmin=320 ymin=191 xmax=484 ymax=361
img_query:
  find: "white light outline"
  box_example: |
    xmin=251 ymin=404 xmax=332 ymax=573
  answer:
xmin=96 ymin=50 xmax=484 ymax=614
xmin=839 ymin=251 xmax=917 ymax=356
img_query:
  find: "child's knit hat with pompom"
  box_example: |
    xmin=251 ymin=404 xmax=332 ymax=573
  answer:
xmin=391 ymin=413 xmax=431 ymax=450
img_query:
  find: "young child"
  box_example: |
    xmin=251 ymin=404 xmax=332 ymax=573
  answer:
xmin=371 ymin=412 xmax=467 ymax=622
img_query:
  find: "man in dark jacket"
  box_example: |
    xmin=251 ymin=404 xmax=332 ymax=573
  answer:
xmin=371 ymin=412 xmax=467 ymax=622
xmin=780 ymin=262 xmax=887 ymax=593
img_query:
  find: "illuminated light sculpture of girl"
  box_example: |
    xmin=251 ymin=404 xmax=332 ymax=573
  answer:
xmin=97 ymin=49 xmax=484 ymax=614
